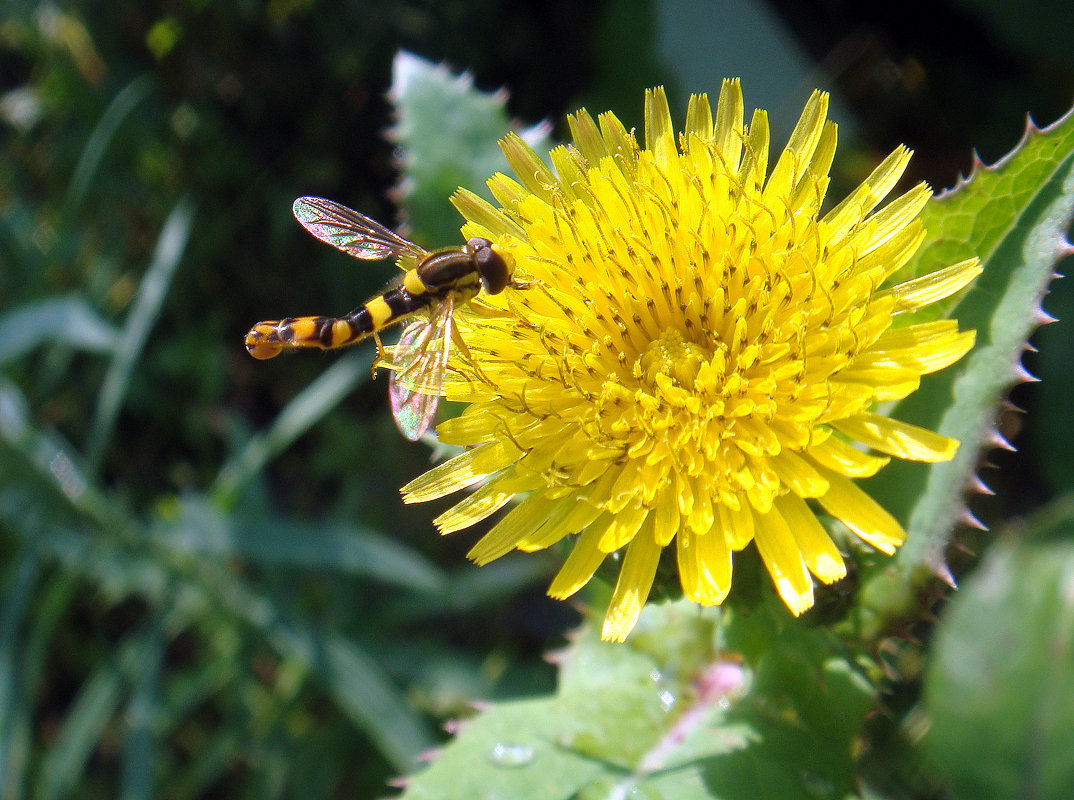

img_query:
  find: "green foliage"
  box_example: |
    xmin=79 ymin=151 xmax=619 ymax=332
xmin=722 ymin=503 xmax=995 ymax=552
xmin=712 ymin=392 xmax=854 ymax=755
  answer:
xmin=0 ymin=38 xmax=558 ymax=795
xmin=384 ymin=56 xmax=1074 ymax=799
xmin=389 ymin=51 xmax=551 ymax=245
xmin=402 ymin=600 xmax=876 ymax=800
xmin=925 ymin=497 xmax=1074 ymax=800
xmin=0 ymin=297 xmax=117 ymax=366
xmin=1 ymin=2 xmax=1073 ymax=799
xmin=860 ymin=108 xmax=1074 ymax=633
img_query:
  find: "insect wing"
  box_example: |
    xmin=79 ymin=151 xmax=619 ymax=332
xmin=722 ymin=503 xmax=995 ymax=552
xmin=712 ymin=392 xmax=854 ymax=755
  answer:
xmin=389 ymin=300 xmax=454 ymax=440
xmin=292 ymin=196 xmax=425 ymax=263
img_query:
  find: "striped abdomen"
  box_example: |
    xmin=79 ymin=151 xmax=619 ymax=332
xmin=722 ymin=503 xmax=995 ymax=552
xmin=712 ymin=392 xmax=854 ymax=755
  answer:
xmin=244 ymin=252 xmax=485 ymax=360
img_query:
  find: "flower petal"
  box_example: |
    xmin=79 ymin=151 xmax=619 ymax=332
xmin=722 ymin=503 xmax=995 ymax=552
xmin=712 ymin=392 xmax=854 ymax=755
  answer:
xmin=753 ymin=504 xmax=814 ymax=615
xmin=815 ymin=468 xmax=906 ymax=554
xmin=518 ymin=497 xmax=602 ymax=552
xmin=598 ymin=502 xmax=650 ymax=552
xmin=822 ymin=146 xmax=914 ymax=241
xmin=466 ymin=488 xmax=556 ymax=563
xmin=774 ymin=494 xmax=846 ymax=584
xmin=567 ymin=108 xmax=607 ymax=163
xmin=644 ymin=86 xmax=675 ymax=155
xmin=678 ymin=524 xmax=733 ymax=606
xmin=394 ymin=82 xmax=978 ymax=641
xmin=832 ymin=412 xmax=959 ymax=462
xmin=548 ymin=516 xmax=612 ymax=599
xmin=713 ymin=78 xmax=744 ymax=170
xmin=401 ymin=445 xmax=495 ymax=503
xmin=806 ymin=435 xmax=890 ymax=479
xmin=452 ymin=188 xmax=526 ymax=240
xmin=602 ymin=519 xmax=662 ymax=642
xmin=434 ymin=480 xmax=516 ymax=533
xmin=886 ymin=258 xmax=982 ymax=312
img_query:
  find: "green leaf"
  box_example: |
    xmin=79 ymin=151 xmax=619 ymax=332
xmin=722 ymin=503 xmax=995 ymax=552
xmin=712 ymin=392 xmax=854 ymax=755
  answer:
xmin=0 ymin=296 xmax=117 ymax=366
xmin=924 ymin=499 xmax=1074 ymax=800
xmin=388 ymin=50 xmax=550 ymax=245
xmin=400 ymin=599 xmax=875 ymax=800
xmin=861 ymin=106 xmax=1074 ymax=630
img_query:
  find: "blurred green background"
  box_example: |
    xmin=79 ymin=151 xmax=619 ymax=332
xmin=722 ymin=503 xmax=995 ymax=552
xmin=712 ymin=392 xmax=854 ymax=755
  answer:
xmin=2 ymin=0 xmax=1072 ymax=797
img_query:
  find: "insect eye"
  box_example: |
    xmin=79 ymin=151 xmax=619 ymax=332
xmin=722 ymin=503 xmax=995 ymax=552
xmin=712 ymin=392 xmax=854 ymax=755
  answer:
xmin=472 ymin=240 xmax=510 ymax=295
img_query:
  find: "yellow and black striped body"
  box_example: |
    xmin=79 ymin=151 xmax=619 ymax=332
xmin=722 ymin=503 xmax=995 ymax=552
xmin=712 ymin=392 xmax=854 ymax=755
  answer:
xmin=244 ymin=238 xmax=507 ymax=360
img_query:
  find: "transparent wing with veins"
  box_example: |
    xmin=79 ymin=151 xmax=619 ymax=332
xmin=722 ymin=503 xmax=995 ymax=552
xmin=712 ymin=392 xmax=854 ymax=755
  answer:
xmin=389 ymin=297 xmax=455 ymax=440
xmin=291 ymin=196 xmax=425 ymax=266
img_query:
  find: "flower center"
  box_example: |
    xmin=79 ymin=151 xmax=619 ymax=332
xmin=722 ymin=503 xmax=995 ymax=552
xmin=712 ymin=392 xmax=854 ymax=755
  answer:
xmin=638 ymin=330 xmax=710 ymax=391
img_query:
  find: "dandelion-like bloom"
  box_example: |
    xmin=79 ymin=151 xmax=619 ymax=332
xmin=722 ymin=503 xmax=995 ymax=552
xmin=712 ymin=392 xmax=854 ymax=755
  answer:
xmin=401 ymin=81 xmax=980 ymax=641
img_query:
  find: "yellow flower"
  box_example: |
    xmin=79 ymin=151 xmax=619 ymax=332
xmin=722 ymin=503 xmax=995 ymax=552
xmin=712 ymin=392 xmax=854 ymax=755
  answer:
xmin=401 ymin=80 xmax=980 ymax=642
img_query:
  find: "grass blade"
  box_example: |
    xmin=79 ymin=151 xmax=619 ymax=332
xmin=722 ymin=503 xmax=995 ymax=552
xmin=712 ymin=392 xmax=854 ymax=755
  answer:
xmin=0 ymin=552 xmax=41 ymax=800
xmin=85 ymin=196 xmax=195 ymax=475
xmin=206 ymin=567 xmax=435 ymax=770
xmin=120 ymin=620 xmax=164 ymax=800
xmin=64 ymin=75 xmax=154 ymax=215
xmin=211 ymin=350 xmax=372 ymax=508
xmin=157 ymin=495 xmax=446 ymax=590
xmin=36 ymin=663 xmax=124 ymax=800
xmin=0 ymin=378 xmax=119 ymax=528
xmin=0 ymin=296 xmax=117 ymax=367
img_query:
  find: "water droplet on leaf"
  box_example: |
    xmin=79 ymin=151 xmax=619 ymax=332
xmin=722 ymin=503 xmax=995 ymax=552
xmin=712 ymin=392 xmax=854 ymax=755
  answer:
xmin=487 ymin=742 xmax=534 ymax=768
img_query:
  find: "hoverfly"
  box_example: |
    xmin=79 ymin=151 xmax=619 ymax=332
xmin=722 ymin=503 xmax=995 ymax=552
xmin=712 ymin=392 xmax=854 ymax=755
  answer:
xmin=245 ymin=196 xmax=519 ymax=440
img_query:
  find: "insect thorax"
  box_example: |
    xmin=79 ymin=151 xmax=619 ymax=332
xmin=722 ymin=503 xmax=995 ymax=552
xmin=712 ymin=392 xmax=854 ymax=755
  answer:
xmin=416 ymin=249 xmax=483 ymax=299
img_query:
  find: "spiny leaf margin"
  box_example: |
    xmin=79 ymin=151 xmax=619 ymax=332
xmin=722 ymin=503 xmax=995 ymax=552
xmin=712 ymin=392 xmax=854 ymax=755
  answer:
xmin=860 ymin=103 xmax=1074 ymax=632
xmin=387 ymin=50 xmax=550 ymax=246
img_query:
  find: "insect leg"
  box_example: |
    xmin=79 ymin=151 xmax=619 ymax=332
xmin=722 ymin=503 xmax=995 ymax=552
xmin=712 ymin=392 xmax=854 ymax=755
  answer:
xmin=370 ymin=331 xmax=386 ymax=379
